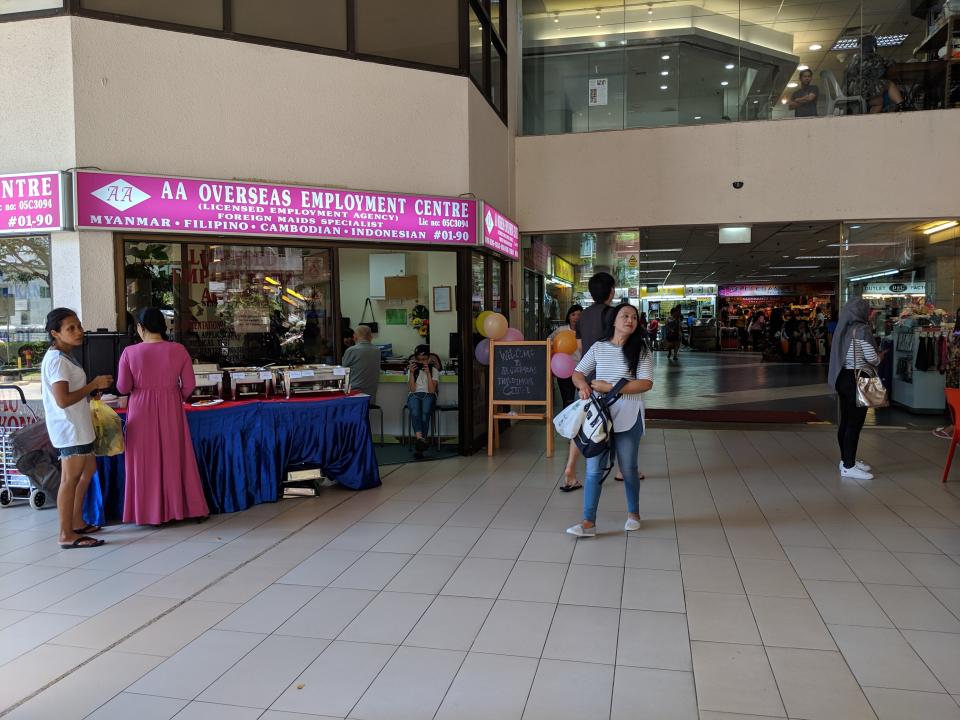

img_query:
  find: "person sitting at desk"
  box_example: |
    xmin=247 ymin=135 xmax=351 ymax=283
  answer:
xmin=844 ymin=34 xmax=904 ymax=113
xmin=341 ymin=325 xmax=381 ymax=405
xmin=406 ymin=344 xmax=440 ymax=459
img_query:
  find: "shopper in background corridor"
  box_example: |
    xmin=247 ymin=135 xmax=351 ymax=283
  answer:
xmin=828 ymin=299 xmax=882 ymax=480
xmin=117 ymin=308 xmax=209 ymax=525
xmin=549 ymin=304 xmax=583 ymax=408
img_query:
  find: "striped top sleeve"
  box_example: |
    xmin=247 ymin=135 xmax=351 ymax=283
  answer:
xmin=575 ymin=341 xmax=654 ymax=400
xmin=844 ymin=339 xmax=879 ymax=369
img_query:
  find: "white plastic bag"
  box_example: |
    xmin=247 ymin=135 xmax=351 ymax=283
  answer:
xmin=553 ymin=399 xmax=588 ymax=439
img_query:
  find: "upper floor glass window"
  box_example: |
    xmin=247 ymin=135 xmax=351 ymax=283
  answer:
xmin=469 ymin=0 xmax=508 ymax=115
xmin=232 ymin=0 xmax=347 ymax=50
xmin=355 ymin=0 xmax=459 ymax=68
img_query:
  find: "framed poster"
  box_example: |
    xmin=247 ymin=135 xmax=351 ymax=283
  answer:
xmin=433 ymin=286 xmax=452 ymax=313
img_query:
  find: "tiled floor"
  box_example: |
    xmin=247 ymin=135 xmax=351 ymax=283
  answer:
xmin=1 ymin=423 xmax=960 ymax=719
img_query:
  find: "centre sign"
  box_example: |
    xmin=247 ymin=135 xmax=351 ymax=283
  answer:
xmin=74 ymin=170 xmax=481 ymax=248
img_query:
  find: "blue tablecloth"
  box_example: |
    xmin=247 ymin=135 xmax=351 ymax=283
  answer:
xmin=84 ymin=395 xmax=380 ymax=526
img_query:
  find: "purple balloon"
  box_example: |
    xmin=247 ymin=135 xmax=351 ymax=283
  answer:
xmin=475 ymin=338 xmax=490 ymax=365
xmin=551 ymin=352 xmax=576 ymax=378
xmin=503 ymin=327 xmax=524 ymax=342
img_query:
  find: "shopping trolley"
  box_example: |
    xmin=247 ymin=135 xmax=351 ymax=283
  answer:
xmin=0 ymin=385 xmax=48 ymax=509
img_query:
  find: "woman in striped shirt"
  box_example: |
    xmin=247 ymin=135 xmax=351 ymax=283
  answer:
xmin=568 ymin=303 xmax=654 ymax=537
xmin=827 ymin=299 xmax=884 ymax=480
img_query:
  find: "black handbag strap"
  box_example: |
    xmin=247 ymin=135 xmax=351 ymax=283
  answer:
xmin=361 ymin=298 xmax=376 ymax=324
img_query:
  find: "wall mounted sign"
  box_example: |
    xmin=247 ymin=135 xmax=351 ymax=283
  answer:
xmin=481 ymin=202 xmax=520 ymax=260
xmin=552 ymin=255 xmax=575 ymax=284
xmin=588 ymin=78 xmax=608 ymax=106
xmin=719 ymin=283 xmax=835 ymax=297
xmin=523 ymin=237 xmax=551 ymax=275
xmin=863 ymin=282 xmax=925 ymax=295
xmin=0 ymin=171 xmax=67 ymax=235
xmin=74 ymin=170 xmax=478 ymax=248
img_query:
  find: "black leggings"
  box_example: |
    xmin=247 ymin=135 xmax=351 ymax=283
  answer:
xmin=836 ymin=369 xmax=867 ymax=469
xmin=557 ymin=377 xmax=576 ymax=408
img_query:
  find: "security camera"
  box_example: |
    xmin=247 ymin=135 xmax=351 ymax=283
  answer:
xmin=732 ymin=181 xmax=744 ymax=189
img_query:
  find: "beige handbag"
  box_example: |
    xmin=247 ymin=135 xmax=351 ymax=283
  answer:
xmin=853 ymin=332 xmax=889 ymax=409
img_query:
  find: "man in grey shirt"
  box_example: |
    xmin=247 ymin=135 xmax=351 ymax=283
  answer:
xmin=341 ymin=325 xmax=381 ymax=404
xmin=788 ymin=69 xmax=819 ymax=117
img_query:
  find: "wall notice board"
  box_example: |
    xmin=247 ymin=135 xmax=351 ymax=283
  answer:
xmin=488 ymin=341 xmax=553 ymax=457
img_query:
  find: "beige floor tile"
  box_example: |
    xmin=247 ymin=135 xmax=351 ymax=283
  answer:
xmin=339 ymin=591 xmax=433 ymax=645
xmin=784 ymin=546 xmax=858 ymax=582
xmin=894 ymin=553 xmax=960 ymax=589
xmin=404 ymin=595 xmax=493 ymax=651
xmin=902 ymin=630 xmax=960 ymax=693
xmin=626 ymin=536 xmax=681 ymax=570
xmin=686 ymin=592 xmax=761 ymax=645
xmin=384 ymin=554 xmax=462 ymax=594
xmin=559 ymin=563 xmax=624 ymax=608
xmin=116 ymin=599 xmax=240 ymax=657
xmin=274 ymin=587 xmax=377 ymax=640
xmin=522 ymin=659 xmax=614 ymax=720
xmin=472 ymin=599 xmax=555 ymax=658
xmin=370 ymin=524 xmax=438 ymax=554
xmin=499 ymin=561 xmax=567 ymax=603
xmin=839 ymin=549 xmax=922 ymax=586
xmin=691 ymin=641 xmax=785 ymax=718
xmin=804 ymin=580 xmax=893 ymax=628
xmin=328 ymin=551 xmax=412 ymax=591
xmin=767 ymin=646 xmax=876 ymax=719
xmin=749 ymin=595 xmax=836 ymax=650
xmin=680 ymin=555 xmax=745 ymax=594
xmin=351 ymin=645 xmax=464 ymax=720
xmin=735 ymin=558 xmax=808 ymax=598
xmin=468 ymin=529 xmax=531 ymax=561
xmin=419 ymin=526 xmax=484 ymax=557
xmin=864 ymin=687 xmax=960 ymax=720
xmin=435 ymin=652 xmax=538 ymax=720
xmin=829 ymin=625 xmax=944 ymax=692
xmin=866 ymin=584 xmax=960 ymax=632
xmin=622 ymin=568 xmax=685 ymax=612
xmin=611 ymin=666 xmax=698 ymax=720
xmin=617 ymin=609 xmax=692 ymax=671
xmin=440 ymin=557 xmax=514 ymax=599
xmin=518 ymin=531 xmax=577 ymax=564
xmin=0 ymin=643 xmax=97 ymax=709
xmin=570 ymin=533 xmax=627 ymax=567
xmin=543 ymin=603 xmax=620 ymax=665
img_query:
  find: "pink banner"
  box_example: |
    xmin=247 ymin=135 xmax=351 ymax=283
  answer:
xmin=0 ymin=172 xmax=65 ymax=235
xmin=75 ymin=171 xmax=477 ymax=247
xmin=481 ymin=203 xmax=520 ymax=260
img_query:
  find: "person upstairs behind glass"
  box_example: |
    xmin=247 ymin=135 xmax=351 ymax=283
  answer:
xmin=406 ymin=344 xmax=440 ymax=459
xmin=844 ymin=34 xmax=904 ymax=113
xmin=788 ymin=68 xmax=819 ymax=117
xmin=341 ymin=325 xmax=381 ymax=406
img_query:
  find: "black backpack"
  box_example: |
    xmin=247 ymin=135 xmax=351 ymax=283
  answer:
xmin=574 ymin=378 xmax=628 ymax=481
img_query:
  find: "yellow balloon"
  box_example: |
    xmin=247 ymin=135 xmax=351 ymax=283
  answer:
xmin=475 ymin=311 xmax=493 ymax=336
xmin=483 ymin=312 xmax=508 ymax=341
xmin=553 ymin=329 xmax=577 ymax=355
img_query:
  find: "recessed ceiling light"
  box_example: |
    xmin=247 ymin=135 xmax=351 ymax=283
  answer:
xmin=661 ymin=54 xmax=670 ymax=60
xmin=787 ymin=82 xmax=798 ymax=88
xmin=809 ymin=43 xmax=822 ymax=50
xmin=661 ymin=70 xmax=669 ymax=76
xmin=725 ymin=63 xmax=735 ymax=69
xmin=797 ymin=64 xmax=809 ymax=71
xmin=693 ymin=115 xmax=702 ymax=119
xmin=720 ymin=81 xmax=729 ymax=86
xmin=647 ymin=4 xmax=654 ymax=14
xmin=553 ymin=12 xmax=559 ymax=22
xmin=595 ymin=8 xmax=601 ymax=18
xmin=849 ymin=225 xmax=860 ymax=229
xmin=781 ymin=98 xmax=788 ymax=104
xmin=660 ymin=85 xmax=669 ymax=90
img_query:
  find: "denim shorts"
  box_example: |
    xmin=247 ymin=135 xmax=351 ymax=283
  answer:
xmin=59 ymin=442 xmax=94 ymax=459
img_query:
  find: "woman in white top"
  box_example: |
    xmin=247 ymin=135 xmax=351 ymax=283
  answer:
xmin=568 ymin=303 xmax=654 ymax=537
xmin=549 ymin=305 xmax=587 ymax=491
xmin=41 ymin=308 xmax=113 ymax=549
xmin=827 ymin=299 xmax=883 ymax=480
xmin=406 ymin=344 xmax=441 ymax=459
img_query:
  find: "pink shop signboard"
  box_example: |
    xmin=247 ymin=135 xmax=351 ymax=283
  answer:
xmin=0 ymin=172 xmax=66 ymax=235
xmin=74 ymin=171 xmax=477 ymax=246
xmin=481 ymin=202 xmax=520 ymax=260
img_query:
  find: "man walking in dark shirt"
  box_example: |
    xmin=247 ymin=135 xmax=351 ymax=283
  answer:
xmin=561 ymin=272 xmax=615 ymax=491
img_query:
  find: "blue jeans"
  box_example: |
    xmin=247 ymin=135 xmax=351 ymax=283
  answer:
xmin=406 ymin=392 xmax=436 ymax=436
xmin=583 ymin=413 xmax=644 ymax=523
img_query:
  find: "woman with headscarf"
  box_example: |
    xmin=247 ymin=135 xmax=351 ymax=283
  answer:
xmin=827 ymin=299 xmax=884 ymax=480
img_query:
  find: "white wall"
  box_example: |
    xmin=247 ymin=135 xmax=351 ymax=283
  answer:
xmin=516 ymin=110 xmax=960 ymax=231
xmin=339 ymin=248 xmax=458 ymax=361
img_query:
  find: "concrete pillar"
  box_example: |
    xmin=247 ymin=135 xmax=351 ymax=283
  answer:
xmin=50 ymin=230 xmax=116 ymax=330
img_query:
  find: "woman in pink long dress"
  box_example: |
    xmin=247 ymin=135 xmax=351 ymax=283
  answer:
xmin=117 ymin=308 xmax=209 ymax=525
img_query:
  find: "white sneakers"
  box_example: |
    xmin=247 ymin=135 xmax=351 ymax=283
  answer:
xmin=855 ymin=460 xmax=871 ymax=472
xmin=839 ymin=462 xmax=873 ymax=480
xmin=567 ymin=518 xmax=642 ymax=536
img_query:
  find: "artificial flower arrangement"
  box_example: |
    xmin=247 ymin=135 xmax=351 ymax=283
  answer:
xmin=410 ymin=304 xmax=430 ymax=338
xmin=898 ymin=301 xmax=947 ymax=326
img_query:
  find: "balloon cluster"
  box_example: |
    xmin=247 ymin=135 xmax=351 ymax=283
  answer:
xmin=550 ymin=330 xmax=577 ymax=378
xmin=473 ymin=312 xmax=523 ymax=365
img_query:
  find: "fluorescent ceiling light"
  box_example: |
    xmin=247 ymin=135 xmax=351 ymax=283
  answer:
xmin=848 ymin=269 xmax=900 ymax=282
xmin=809 ymin=43 xmax=822 ymax=50
xmin=797 ymin=64 xmax=809 ymax=71
xmin=770 ymin=265 xmax=819 ymax=269
xmin=693 ymin=115 xmax=702 ymax=119
xmin=725 ymin=63 xmax=735 ymax=69
xmin=661 ymin=70 xmax=669 ymax=76
xmin=639 ymin=248 xmax=683 ymax=253
xmin=662 ymin=54 xmax=670 ymax=60
xmin=877 ymin=33 xmax=909 ymax=47
xmin=832 ymin=37 xmax=859 ymax=50
xmin=553 ymin=12 xmax=559 ymax=22
xmin=923 ymin=220 xmax=959 ymax=235
xmin=849 ymin=225 xmax=861 ymax=229
xmin=636 ymin=259 xmax=676 ymax=264
xmin=787 ymin=82 xmax=798 ymax=88
xmin=595 ymin=8 xmax=601 ymax=18
xmin=719 ymin=226 xmax=751 ymax=244
xmin=781 ymin=98 xmax=788 ymax=104
xmin=660 ymin=85 xmax=669 ymax=90
xmin=796 ymin=255 xmax=850 ymax=259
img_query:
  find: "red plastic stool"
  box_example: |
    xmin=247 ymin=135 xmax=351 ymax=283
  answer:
xmin=941 ymin=388 xmax=960 ymax=483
